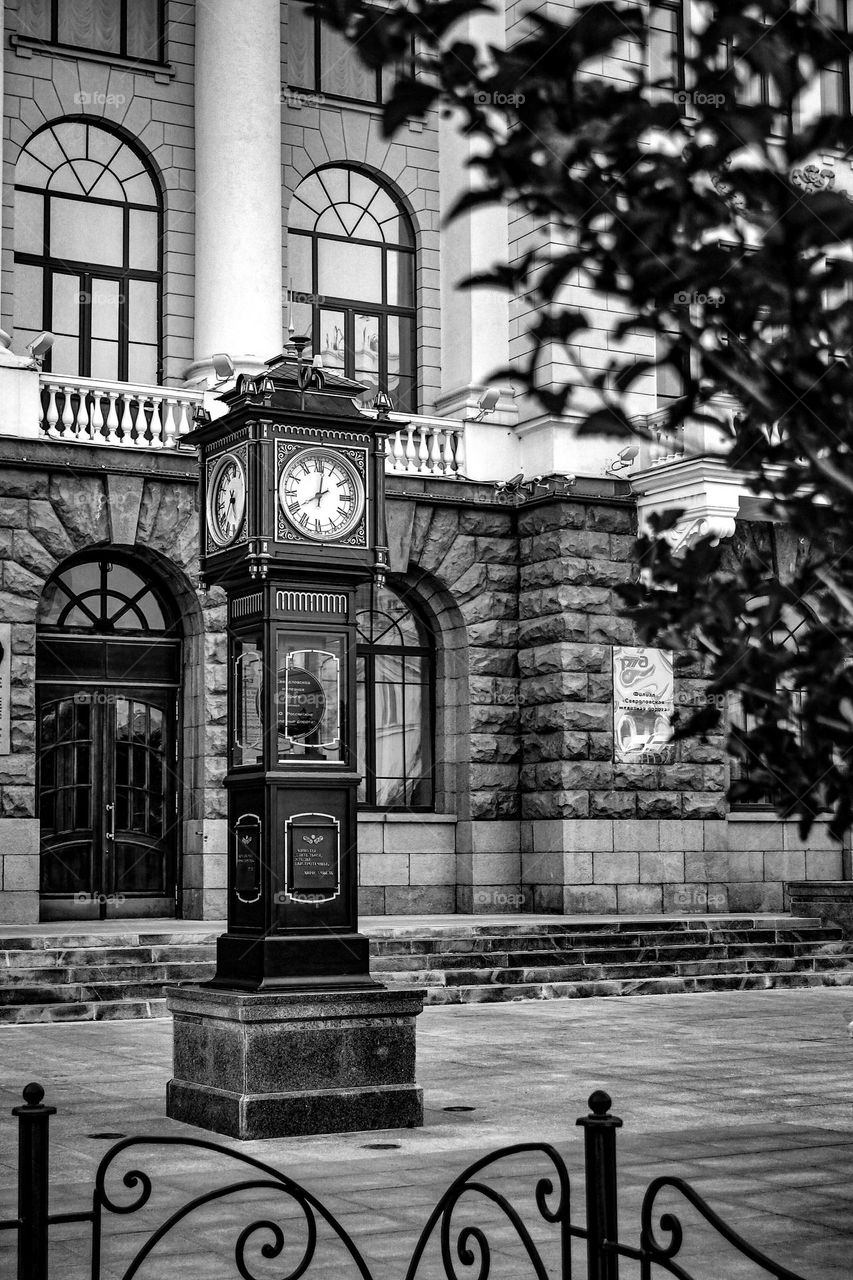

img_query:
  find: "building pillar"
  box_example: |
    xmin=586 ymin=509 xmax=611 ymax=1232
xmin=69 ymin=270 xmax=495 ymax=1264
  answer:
xmin=433 ymin=4 xmax=519 ymax=478
xmin=188 ymin=0 xmax=283 ymax=385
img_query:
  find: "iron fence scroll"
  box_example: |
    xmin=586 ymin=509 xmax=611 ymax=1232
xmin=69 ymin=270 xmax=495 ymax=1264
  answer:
xmin=0 ymin=1082 xmax=812 ymax=1280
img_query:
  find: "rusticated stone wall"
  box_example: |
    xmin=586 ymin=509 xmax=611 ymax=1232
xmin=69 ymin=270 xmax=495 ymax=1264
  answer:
xmin=0 ymin=440 xmax=226 ymax=924
xmin=0 ymin=450 xmax=845 ymax=923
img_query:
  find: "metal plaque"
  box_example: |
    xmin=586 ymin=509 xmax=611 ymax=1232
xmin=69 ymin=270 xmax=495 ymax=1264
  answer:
xmin=234 ymin=814 xmax=262 ymax=903
xmin=284 ymin=812 xmax=340 ymax=904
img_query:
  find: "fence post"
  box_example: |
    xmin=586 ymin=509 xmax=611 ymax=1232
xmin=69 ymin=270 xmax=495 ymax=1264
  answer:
xmin=12 ymin=1082 xmax=56 ymax=1280
xmin=577 ymin=1089 xmax=623 ymax=1280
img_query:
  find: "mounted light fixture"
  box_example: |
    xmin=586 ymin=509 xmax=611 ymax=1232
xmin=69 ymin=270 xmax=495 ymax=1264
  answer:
xmin=470 ymin=387 xmax=501 ymax=422
xmin=212 ymin=352 xmax=235 ymax=379
xmin=27 ymin=331 xmax=55 ymax=365
xmin=372 ymin=389 xmax=394 ymax=419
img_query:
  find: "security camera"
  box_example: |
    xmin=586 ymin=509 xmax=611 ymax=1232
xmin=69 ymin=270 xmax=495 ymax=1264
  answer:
xmin=607 ymin=444 xmax=639 ymax=474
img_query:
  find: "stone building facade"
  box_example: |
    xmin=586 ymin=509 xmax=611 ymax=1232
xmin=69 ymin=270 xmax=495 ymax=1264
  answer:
xmin=0 ymin=0 xmax=846 ymax=925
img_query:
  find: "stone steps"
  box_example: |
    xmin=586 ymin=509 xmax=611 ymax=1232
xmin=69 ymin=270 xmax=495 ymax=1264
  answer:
xmin=0 ymin=915 xmax=850 ymax=1022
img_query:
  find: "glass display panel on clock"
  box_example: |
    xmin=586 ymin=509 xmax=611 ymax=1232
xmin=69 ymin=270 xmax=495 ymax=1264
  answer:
xmin=277 ymin=633 xmax=345 ymax=764
xmin=233 ymin=638 xmax=263 ymax=768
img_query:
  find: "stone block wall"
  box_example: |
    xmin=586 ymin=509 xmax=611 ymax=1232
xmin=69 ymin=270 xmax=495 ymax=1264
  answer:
xmin=357 ymin=814 xmax=457 ymax=915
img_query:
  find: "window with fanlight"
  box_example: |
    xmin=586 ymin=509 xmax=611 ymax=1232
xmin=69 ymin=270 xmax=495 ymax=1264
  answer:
xmin=15 ymin=120 xmax=162 ymax=384
xmin=287 ymin=166 xmax=417 ymax=412
xmin=355 ymin=581 xmax=434 ymax=810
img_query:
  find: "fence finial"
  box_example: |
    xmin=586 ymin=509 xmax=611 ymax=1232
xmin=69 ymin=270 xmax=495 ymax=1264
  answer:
xmin=587 ymin=1090 xmax=612 ymax=1117
xmin=21 ymin=1083 xmax=45 ymax=1108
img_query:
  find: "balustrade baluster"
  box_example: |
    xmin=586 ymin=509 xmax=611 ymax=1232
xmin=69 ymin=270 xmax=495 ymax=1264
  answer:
xmin=105 ymin=392 xmax=120 ymax=445
xmin=60 ymin=387 xmax=75 ymax=438
xmin=75 ymin=391 xmax=91 ymax=441
xmin=162 ymin=399 xmax=177 ymax=449
xmin=417 ymin=425 xmax=430 ymax=473
xmin=429 ymin=426 xmax=442 ymax=474
xmin=90 ymin=392 xmax=105 ymax=440
xmin=43 ymin=385 xmax=60 ymax=438
xmin=441 ymin=428 xmax=454 ymax=475
xmin=147 ymin=397 xmax=163 ymax=448
xmin=405 ymin=425 xmax=417 ymax=472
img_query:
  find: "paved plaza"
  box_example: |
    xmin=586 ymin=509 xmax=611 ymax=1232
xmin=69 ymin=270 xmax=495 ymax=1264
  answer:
xmin=1 ymin=987 xmax=853 ymax=1278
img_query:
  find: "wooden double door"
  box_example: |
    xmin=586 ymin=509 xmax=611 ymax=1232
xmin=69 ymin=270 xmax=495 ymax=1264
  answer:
xmin=37 ymin=637 xmax=180 ymax=921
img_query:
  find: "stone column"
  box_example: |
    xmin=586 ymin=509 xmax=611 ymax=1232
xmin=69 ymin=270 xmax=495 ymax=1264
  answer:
xmin=188 ymin=0 xmax=284 ymax=385
xmin=433 ymin=3 xmax=518 ymax=476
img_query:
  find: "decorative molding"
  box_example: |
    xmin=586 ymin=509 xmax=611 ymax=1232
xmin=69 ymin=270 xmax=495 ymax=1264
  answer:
xmin=631 ymin=456 xmax=746 ymax=551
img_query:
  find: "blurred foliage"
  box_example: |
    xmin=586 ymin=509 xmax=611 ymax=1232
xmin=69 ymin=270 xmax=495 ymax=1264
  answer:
xmin=315 ymin=0 xmax=853 ymax=837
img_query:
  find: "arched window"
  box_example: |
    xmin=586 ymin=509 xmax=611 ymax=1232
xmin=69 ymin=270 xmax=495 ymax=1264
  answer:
xmin=36 ymin=552 xmax=181 ymax=919
xmin=15 ymin=121 xmax=161 ymax=383
xmin=355 ymin=582 xmax=434 ymax=809
xmin=287 ymin=167 xmax=417 ymax=412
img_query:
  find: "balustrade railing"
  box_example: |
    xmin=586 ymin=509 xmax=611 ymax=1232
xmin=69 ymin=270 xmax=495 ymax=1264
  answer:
xmin=384 ymin=413 xmax=465 ymax=478
xmin=634 ymin=399 xmax=741 ymax=469
xmin=38 ymin=374 xmax=203 ymax=449
xmin=35 ymin=376 xmax=466 ymax=475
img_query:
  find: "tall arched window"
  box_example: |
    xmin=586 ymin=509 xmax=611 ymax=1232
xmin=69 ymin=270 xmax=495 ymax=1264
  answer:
xmin=355 ymin=582 xmax=434 ymax=809
xmin=287 ymin=167 xmax=417 ymax=412
xmin=15 ymin=121 xmax=162 ymax=383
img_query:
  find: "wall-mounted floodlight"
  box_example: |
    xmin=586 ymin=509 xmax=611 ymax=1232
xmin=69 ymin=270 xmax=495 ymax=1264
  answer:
xmin=27 ymin=331 xmax=55 ymax=365
xmin=471 ymin=387 xmax=501 ymax=422
xmin=212 ymin=352 xmax=236 ymax=381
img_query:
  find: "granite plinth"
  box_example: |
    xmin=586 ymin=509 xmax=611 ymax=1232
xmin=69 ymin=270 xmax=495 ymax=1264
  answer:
xmin=786 ymin=881 xmax=853 ymax=937
xmin=165 ymin=984 xmax=425 ymax=1139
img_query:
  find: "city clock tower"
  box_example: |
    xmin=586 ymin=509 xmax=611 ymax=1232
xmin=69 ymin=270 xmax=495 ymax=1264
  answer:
xmin=165 ymin=350 xmax=425 ymax=1139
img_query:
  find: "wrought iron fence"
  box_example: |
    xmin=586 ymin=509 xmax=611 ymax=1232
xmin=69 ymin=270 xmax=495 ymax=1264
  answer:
xmin=0 ymin=1082 xmax=810 ymax=1280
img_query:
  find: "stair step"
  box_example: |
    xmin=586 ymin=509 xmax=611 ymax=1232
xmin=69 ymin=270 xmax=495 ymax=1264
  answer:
xmin=369 ymin=926 xmax=843 ymax=956
xmin=0 ymin=913 xmax=850 ymax=1023
xmin=421 ymin=968 xmax=853 ymax=1006
xmin=0 ymin=999 xmax=169 ymax=1024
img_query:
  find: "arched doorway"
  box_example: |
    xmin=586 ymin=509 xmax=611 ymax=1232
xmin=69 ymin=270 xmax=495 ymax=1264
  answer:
xmin=36 ymin=551 xmax=182 ymax=921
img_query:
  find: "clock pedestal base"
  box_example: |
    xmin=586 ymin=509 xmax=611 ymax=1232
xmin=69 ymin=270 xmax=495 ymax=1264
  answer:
xmin=165 ymin=984 xmax=425 ymax=1140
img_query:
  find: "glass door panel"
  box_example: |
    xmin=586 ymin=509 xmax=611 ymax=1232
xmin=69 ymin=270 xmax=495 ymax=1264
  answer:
xmin=38 ymin=683 xmax=176 ymax=919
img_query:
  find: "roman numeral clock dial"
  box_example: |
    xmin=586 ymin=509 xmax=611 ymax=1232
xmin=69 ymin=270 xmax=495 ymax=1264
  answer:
xmin=206 ymin=452 xmax=247 ymax=548
xmin=278 ymin=447 xmax=365 ymax=542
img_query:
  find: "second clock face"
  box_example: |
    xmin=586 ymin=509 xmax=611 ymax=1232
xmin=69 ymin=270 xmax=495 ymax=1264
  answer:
xmin=207 ymin=452 xmax=247 ymax=548
xmin=278 ymin=448 xmax=365 ymax=542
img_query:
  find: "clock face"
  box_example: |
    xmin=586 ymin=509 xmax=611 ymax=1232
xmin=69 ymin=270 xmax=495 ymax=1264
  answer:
xmin=278 ymin=447 xmax=365 ymax=543
xmin=207 ymin=452 xmax=247 ymax=548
